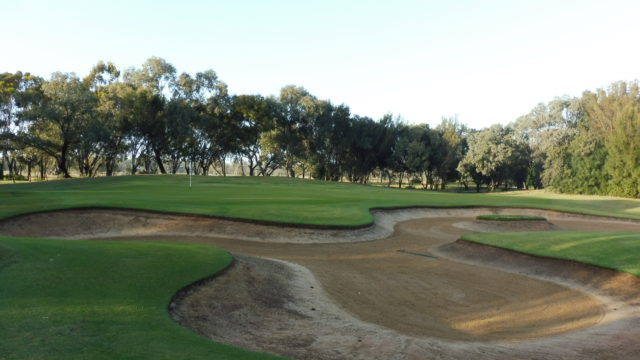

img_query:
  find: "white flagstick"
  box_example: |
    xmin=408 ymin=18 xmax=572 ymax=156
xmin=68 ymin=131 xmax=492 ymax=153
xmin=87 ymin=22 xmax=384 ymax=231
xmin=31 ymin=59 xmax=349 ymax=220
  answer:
xmin=189 ymin=161 xmax=192 ymax=188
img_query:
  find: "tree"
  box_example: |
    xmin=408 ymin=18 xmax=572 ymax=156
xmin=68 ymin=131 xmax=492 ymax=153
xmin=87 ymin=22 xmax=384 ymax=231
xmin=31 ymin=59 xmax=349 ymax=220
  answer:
xmin=275 ymin=85 xmax=317 ymax=177
xmin=232 ymin=95 xmax=279 ymax=176
xmin=125 ymin=57 xmax=176 ymax=96
xmin=602 ymin=105 xmax=640 ymax=197
xmin=0 ymin=72 xmax=21 ymax=180
xmin=94 ymin=81 xmax=135 ymax=176
xmin=435 ymin=117 xmax=466 ymax=189
xmin=19 ymin=73 xmax=95 ymax=178
xmin=457 ymin=125 xmax=527 ymax=191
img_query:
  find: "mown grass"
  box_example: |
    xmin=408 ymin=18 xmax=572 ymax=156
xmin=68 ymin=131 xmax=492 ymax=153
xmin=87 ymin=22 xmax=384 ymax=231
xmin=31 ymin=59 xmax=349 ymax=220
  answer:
xmin=462 ymin=231 xmax=640 ymax=276
xmin=0 ymin=237 xmax=285 ymax=360
xmin=476 ymin=214 xmax=547 ymax=221
xmin=2 ymin=176 xmax=640 ymax=357
xmin=1 ymin=175 xmax=640 ymax=226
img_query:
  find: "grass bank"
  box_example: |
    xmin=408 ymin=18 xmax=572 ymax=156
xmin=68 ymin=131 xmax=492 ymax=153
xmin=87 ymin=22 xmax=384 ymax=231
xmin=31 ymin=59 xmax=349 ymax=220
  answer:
xmin=2 ymin=175 xmax=640 ymax=226
xmin=0 ymin=237 xmax=285 ymax=360
xmin=462 ymin=231 xmax=640 ymax=277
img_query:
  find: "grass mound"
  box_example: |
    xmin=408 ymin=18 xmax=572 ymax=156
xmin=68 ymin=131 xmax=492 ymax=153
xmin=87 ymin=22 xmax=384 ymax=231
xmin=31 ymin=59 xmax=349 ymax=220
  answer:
xmin=476 ymin=214 xmax=547 ymax=221
xmin=462 ymin=231 xmax=640 ymax=277
xmin=0 ymin=237 xmax=285 ymax=360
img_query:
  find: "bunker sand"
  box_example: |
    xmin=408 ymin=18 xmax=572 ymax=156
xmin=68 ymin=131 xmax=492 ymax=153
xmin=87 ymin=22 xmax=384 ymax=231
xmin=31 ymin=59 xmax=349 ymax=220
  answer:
xmin=1 ymin=207 xmax=640 ymax=359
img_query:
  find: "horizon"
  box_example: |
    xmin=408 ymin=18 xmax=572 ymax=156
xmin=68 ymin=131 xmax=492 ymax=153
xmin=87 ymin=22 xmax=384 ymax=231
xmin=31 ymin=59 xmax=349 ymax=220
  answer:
xmin=3 ymin=0 xmax=640 ymax=129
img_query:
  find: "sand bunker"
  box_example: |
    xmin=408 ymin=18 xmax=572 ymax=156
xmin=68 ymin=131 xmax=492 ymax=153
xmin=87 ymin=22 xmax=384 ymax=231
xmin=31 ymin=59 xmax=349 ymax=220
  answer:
xmin=1 ymin=207 xmax=640 ymax=359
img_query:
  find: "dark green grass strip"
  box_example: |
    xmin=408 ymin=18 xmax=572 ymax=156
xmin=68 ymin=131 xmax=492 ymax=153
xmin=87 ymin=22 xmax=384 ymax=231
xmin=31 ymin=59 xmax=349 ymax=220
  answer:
xmin=462 ymin=231 xmax=640 ymax=277
xmin=0 ymin=237 xmax=287 ymax=360
xmin=476 ymin=214 xmax=547 ymax=221
xmin=2 ymin=175 xmax=640 ymax=226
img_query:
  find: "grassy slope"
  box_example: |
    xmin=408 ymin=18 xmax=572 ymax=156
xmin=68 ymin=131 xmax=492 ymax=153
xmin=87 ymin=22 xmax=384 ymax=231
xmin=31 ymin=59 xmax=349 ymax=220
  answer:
xmin=462 ymin=231 xmax=640 ymax=276
xmin=0 ymin=237 xmax=285 ymax=360
xmin=2 ymin=175 xmax=640 ymax=226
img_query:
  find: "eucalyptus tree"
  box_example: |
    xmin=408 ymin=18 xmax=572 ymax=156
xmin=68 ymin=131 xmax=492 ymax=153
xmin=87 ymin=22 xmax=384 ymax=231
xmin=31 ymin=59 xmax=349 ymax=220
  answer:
xmin=95 ymin=81 xmax=137 ymax=176
xmin=18 ymin=72 xmax=95 ymax=178
xmin=118 ymin=57 xmax=179 ymax=174
xmin=344 ymin=114 xmax=399 ymax=184
xmin=125 ymin=57 xmax=177 ymax=96
xmin=457 ymin=124 xmax=526 ymax=191
xmin=582 ymin=81 xmax=640 ymax=197
xmin=194 ymin=71 xmax=235 ymax=176
xmin=128 ymin=86 xmax=167 ymax=173
xmin=435 ymin=117 xmax=466 ymax=189
xmin=0 ymin=72 xmax=21 ymax=179
xmin=276 ymin=85 xmax=317 ymax=177
xmin=513 ymin=97 xmax=581 ymax=189
xmin=71 ymin=61 xmax=125 ymax=177
xmin=231 ymin=94 xmax=280 ymax=176
xmin=305 ymin=101 xmax=351 ymax=181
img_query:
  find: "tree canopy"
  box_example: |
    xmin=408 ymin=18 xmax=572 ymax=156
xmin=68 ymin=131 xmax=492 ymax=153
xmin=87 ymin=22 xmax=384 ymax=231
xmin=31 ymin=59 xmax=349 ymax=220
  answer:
xmin=2 ymin=58 xmax=639 ymax=198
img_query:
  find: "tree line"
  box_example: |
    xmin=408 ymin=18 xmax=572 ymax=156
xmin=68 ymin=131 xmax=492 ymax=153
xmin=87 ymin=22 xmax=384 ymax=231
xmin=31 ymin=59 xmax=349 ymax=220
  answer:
xmin=1 ymin=57 xmax=639 ymax=198
xmin=0 ymin=57 xmax=466 ymax=188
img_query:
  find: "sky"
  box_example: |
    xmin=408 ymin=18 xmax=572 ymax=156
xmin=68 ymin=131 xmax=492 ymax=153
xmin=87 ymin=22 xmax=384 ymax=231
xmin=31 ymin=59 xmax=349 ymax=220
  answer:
xmin=3 ymin=0 xmax=640 ymax=129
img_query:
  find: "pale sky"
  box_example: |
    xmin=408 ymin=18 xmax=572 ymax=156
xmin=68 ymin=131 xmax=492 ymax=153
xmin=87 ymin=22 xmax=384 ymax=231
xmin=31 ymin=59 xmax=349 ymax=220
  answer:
xmin=3 ymin=0 xmax=639 ymax=129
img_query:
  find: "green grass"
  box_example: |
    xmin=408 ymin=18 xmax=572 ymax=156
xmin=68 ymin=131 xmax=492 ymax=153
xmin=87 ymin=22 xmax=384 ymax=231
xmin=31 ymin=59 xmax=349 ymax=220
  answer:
xmin=0 ymin=237 xmax=285 ymax=360
xmin=2 ymin=175 xmax=640 ymax=357
xmin=2 ymin=175 xmax=640 ymax=226
xmin=476 ymin=214 xmax=547 ymax=221
xmin=462 ymin=231 xmax=640 ymax=276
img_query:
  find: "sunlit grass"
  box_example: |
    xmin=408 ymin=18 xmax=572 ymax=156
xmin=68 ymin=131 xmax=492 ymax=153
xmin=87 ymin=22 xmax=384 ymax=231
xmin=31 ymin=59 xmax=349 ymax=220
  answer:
xmin=462 ymin=231 xmax=640 ymax=276
xmin=2 ymin=175 xmax=640 ymax=226
xmin=0 ymin=237 xmax=285 ymax=360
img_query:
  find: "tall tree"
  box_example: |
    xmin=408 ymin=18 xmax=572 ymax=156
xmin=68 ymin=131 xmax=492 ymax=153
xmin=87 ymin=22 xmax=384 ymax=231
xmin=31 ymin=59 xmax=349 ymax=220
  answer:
xmin=232 ymin=95 xmax=278 ymax=176
xmin=276 ymin=85 xmax=317 ymax=177
xmin=19 ymin=73 xmax=95 ymax=178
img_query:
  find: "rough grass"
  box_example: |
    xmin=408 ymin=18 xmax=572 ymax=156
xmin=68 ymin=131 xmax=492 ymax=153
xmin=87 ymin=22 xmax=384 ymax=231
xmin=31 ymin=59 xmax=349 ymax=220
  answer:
xmin=476 ymin=214 xmax=547 ymax=221
xmin=0 ymin=237 xmax=286 ymax=360
xmin=2 ymin=175 xmax=640 ymax=226
xmin=462 ymin=231 xmax=640 ymax=277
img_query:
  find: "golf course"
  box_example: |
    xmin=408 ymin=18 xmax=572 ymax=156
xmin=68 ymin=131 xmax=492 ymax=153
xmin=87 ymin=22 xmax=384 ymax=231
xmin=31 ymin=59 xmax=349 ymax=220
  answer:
xmin=1 ymin=175 xmax=640 ymax=360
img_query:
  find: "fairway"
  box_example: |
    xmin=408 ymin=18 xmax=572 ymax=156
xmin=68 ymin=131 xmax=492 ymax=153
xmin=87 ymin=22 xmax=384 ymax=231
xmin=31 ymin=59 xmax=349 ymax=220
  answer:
xmin=1 ymin=176 xmax=640 ymax=360
xmin=2 ymin=175 xmax=640 ymax=226
xmin=0 ymin=237 xmax=283 ymax=360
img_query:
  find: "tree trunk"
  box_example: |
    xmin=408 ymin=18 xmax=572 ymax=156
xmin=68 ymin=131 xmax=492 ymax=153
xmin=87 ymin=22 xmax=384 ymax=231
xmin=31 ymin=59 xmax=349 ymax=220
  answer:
xmin=153 ymin=148 xmax=167 ymax=174
xmin=106 ymin=157 xmax=115 ymax=176
xmin=56 ymin=141 xmax=72 ymax=178
xmin=8 ymin=155 xmax=14 ymax=180
xmin=131 ymin=150 xmax=137 ymax=175
xmin=239 ymin=158 xmax=245 ymax=176
xmin=40 ymin=156 xmax=46 ymax=180
xmin=58 ymin=155 xmax=71 ymax=178
xmin=220 ymin=156 xmax=227 ymax=176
